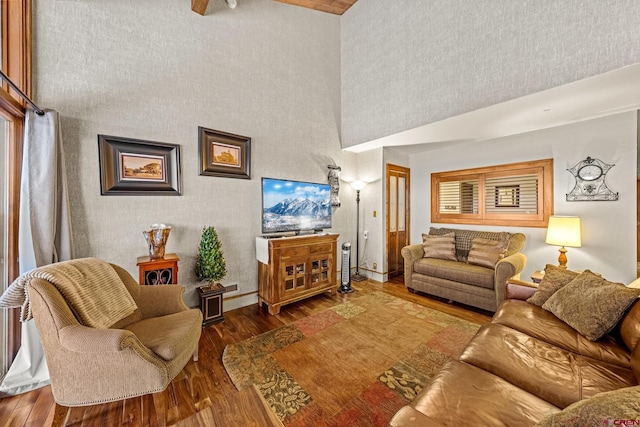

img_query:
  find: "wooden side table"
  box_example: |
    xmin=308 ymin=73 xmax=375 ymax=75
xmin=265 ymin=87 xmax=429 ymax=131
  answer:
xmin=531 ymin=270 xmax=545 ymax=284
xmin=198 ymin=283 xmax=227 ymax=326
xmin=136 ymin=253 xmax=180 ymax=285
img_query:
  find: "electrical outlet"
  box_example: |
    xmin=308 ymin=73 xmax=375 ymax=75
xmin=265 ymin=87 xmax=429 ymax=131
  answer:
xmin=373 ymin=263 xmax=377 ymax=270
xmin=363 ymin=230 xmax=368 ymax=239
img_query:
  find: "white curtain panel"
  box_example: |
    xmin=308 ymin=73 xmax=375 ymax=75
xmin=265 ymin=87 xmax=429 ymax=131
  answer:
xmin=0 ymin=109 xmax=74 ymax=395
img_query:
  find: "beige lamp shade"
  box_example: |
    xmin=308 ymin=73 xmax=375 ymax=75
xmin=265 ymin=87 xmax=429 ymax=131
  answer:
xmin=546 ymin=216 xmax=581 ymax=269
xmin=545 ymin=216 xmax=582 ymax=247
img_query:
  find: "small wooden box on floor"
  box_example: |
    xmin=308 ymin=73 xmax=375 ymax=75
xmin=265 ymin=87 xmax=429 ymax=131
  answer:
xmin=198 ymin=283 xmax=226 ymax=326
xmin=257 ymin=233 xmax=338 ymax=315
xmin=136 ymin=253 xmax=180 ymax=285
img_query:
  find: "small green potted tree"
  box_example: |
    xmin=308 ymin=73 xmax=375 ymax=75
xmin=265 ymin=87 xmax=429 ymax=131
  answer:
xmin=195 ymin=226 xmax=227 ymax=289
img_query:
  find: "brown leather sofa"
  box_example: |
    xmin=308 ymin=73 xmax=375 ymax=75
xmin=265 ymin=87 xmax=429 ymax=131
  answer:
xmin=388 ymin=280 xmax=640 ymax=426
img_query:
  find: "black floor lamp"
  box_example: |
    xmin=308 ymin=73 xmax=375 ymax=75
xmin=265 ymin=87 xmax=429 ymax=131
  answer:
xmin=350 ymin=180 xmax=367 ymax=282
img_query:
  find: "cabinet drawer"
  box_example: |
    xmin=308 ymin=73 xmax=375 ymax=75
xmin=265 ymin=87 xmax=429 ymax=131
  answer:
xmin=281 ymin=246 xmax=309 ymax=258
xmin=309 ymin=243 xmax=332 ymax=254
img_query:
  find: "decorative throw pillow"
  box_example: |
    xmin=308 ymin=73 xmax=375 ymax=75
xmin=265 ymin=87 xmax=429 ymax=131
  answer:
xmin=421 ymin=232 xmax=457 ymax=261
xmin=536 ymin=386 xmax=640 ymax=427
xmin=466 ymin=237 xmax=508 ymax=269
xmin=542 ymin=271 xmax=640 ymax=341
xmin=527 ymin=264 xmax=580 ymax=307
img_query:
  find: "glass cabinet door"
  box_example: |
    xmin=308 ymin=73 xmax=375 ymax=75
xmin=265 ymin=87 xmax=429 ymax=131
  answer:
xmin=282 ymin=257 xmax=307 ymax=295
xmin=309 ymin=256 xmax=331 ymax=287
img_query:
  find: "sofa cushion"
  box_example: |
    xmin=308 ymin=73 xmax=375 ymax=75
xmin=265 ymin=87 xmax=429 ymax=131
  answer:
xmin=492 ymin=300 xmax=631 ymax=368
xmin=421 ymin=232 xmax=457 ymax=261
xmin=543 ymin=271 xmax=640 ymax=341
xmin=459 ymin=323 xmax=638 ymax=409
xmin=526 ymin=264 xmax=580 ymax=307
xmin=536 ymin=386 xmax=640 ymax=427
xmin=467 ymin=237 xmax=508 ymax=269
xmin=124 ymin=309 xmax=202 ymax=361
xmin=413 ymin=258 xmax=495 ymax=290
xmin=411 ymin=360 xmax=560 ymax=425
xmin=429 ymin=227 xmax=513 ymax=262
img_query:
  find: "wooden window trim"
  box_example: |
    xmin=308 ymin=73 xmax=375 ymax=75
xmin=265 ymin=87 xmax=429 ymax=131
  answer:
xmin=2 ymin=0 xmax=32 ymax=104
xmin=2 ymin=0 xmax=31 ymax=365
xmin=431 ymin=159 xmax=554 ymax=228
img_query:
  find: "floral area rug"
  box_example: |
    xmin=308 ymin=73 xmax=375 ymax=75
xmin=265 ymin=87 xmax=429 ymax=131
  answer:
xmin=222 ymin=292 xmax=481 ymax=426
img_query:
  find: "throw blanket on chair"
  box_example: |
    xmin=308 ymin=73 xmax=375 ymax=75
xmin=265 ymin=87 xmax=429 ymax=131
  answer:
xmin=0 ymin=258 xmax=138 ymax=329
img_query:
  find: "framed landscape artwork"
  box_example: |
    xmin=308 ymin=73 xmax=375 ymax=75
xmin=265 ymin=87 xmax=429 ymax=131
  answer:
xmin=98 ymin=135 xmax=182 ymax=195
xmin=198 ymin=127 xmax=251 ymax=179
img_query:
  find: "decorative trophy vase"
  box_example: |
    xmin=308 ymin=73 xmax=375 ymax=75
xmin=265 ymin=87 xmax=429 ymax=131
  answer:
xmin=143 ymin=224 xmax=171 ymax=260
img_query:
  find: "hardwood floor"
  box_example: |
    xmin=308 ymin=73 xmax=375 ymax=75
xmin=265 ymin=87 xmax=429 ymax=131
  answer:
xmin=0 ymin=277 xmax=491 ymax=426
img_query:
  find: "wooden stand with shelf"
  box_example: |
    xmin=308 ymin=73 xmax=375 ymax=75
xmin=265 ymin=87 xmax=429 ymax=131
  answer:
xmin=258 ymin=234 xmax=338 ymax=315
xmin=136 ymin=253 xmax=179 ymax=285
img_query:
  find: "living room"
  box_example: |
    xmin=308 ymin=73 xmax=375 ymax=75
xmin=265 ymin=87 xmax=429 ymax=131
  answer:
xmin=24 ymin=0 xmax=639 ymax=309
xmin=2 ymin=0 xmax=640 ymax=425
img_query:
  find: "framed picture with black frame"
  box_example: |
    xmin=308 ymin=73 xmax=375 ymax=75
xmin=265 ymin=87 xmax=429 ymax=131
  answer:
xmin=98 ymin=135 xmax=182 ymax=195
xmin=198 ymin=127 xmax=251 ymax=179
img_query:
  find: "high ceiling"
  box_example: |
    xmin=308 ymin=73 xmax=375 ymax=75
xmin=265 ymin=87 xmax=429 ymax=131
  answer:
xmin=344 ymin=63 xmax=640 ymax=154
xmin=274 ymin=0 xmax=358 ymax=15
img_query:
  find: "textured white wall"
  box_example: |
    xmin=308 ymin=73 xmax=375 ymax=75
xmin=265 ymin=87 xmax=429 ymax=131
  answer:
xmin=342 ymin=0 xmax=640 ymax=147
xmin=410 ymin=112 xmax=638 ymax=284
xmin=32 ymin=0 xmax=358 ymax=308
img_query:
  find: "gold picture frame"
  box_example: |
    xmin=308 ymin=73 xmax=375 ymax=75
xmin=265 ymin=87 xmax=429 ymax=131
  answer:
xmin=198 ymin=127 xmax=251 ymax=179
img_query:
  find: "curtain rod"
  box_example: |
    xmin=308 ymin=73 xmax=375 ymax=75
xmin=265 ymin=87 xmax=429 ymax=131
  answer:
xmin=0 ymin=70 xmax=45 ymax=116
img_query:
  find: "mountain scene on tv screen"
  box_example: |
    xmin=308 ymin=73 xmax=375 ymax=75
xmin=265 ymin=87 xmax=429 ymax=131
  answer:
xmin=263 ymin=198 xmax=331 ymax=232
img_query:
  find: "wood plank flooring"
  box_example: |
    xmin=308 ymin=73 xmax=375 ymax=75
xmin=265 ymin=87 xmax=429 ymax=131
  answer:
xmin=0 ymin=277 xmax=491 ymax=426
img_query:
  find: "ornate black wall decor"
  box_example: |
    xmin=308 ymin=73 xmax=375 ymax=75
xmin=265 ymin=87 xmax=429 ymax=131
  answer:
xmin=566 ymin=156 xmax=619 ymax=201
xmin=328 ymin=164 xmax=341 ymax=207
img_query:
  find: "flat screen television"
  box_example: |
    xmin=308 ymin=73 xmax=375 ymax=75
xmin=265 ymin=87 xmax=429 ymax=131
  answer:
xmin=262 ymin=177 xmax=332 ymax=234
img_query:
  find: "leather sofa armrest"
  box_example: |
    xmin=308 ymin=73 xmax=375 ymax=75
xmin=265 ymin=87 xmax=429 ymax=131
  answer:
xmin=506 ymin=279 xmax=538 ymax=300
xmin=401 ymin=244 xmax=424 ymax=289
xmin=388 ymin=406 xmax=446 ymax=427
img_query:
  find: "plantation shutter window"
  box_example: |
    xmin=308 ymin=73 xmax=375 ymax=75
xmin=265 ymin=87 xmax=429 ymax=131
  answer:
xmin=431 ymin=159 xmax=553 ymax=228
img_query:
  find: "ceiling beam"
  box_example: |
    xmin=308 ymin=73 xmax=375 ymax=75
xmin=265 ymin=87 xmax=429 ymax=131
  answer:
xmin=191 ymin=0 xmax=209 ymax=15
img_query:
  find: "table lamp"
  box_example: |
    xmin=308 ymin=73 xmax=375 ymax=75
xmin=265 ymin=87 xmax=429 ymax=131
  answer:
xmin=545 ymin=216 xmax=581 ymax=269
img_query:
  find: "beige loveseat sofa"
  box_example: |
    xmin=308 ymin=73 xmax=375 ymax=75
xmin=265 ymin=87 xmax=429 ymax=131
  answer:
xmin=401 ymin=227 xmax=526 ymax=312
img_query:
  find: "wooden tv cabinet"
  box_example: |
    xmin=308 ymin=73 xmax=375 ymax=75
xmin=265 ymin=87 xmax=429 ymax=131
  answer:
xmin=257 ymin=233 xmax=338 ymax=315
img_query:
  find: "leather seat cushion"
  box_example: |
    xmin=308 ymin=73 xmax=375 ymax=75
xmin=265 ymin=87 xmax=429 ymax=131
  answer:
xmin=460 ymin=323 xmax=638 ymax=409
xmin=411 ymin=360 xmax=560 ymax=425
xmin=492 ymin=300 xmax=630 ymax=368
xmin=413 ymin=258 xmax=494 ymax=289
xmin=124 ymin=309 xmax=202 ymax=361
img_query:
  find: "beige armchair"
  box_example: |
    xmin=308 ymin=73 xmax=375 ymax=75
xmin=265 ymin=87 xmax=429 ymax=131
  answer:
xmin=26 ymin=262 xmax=202 ymax=408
